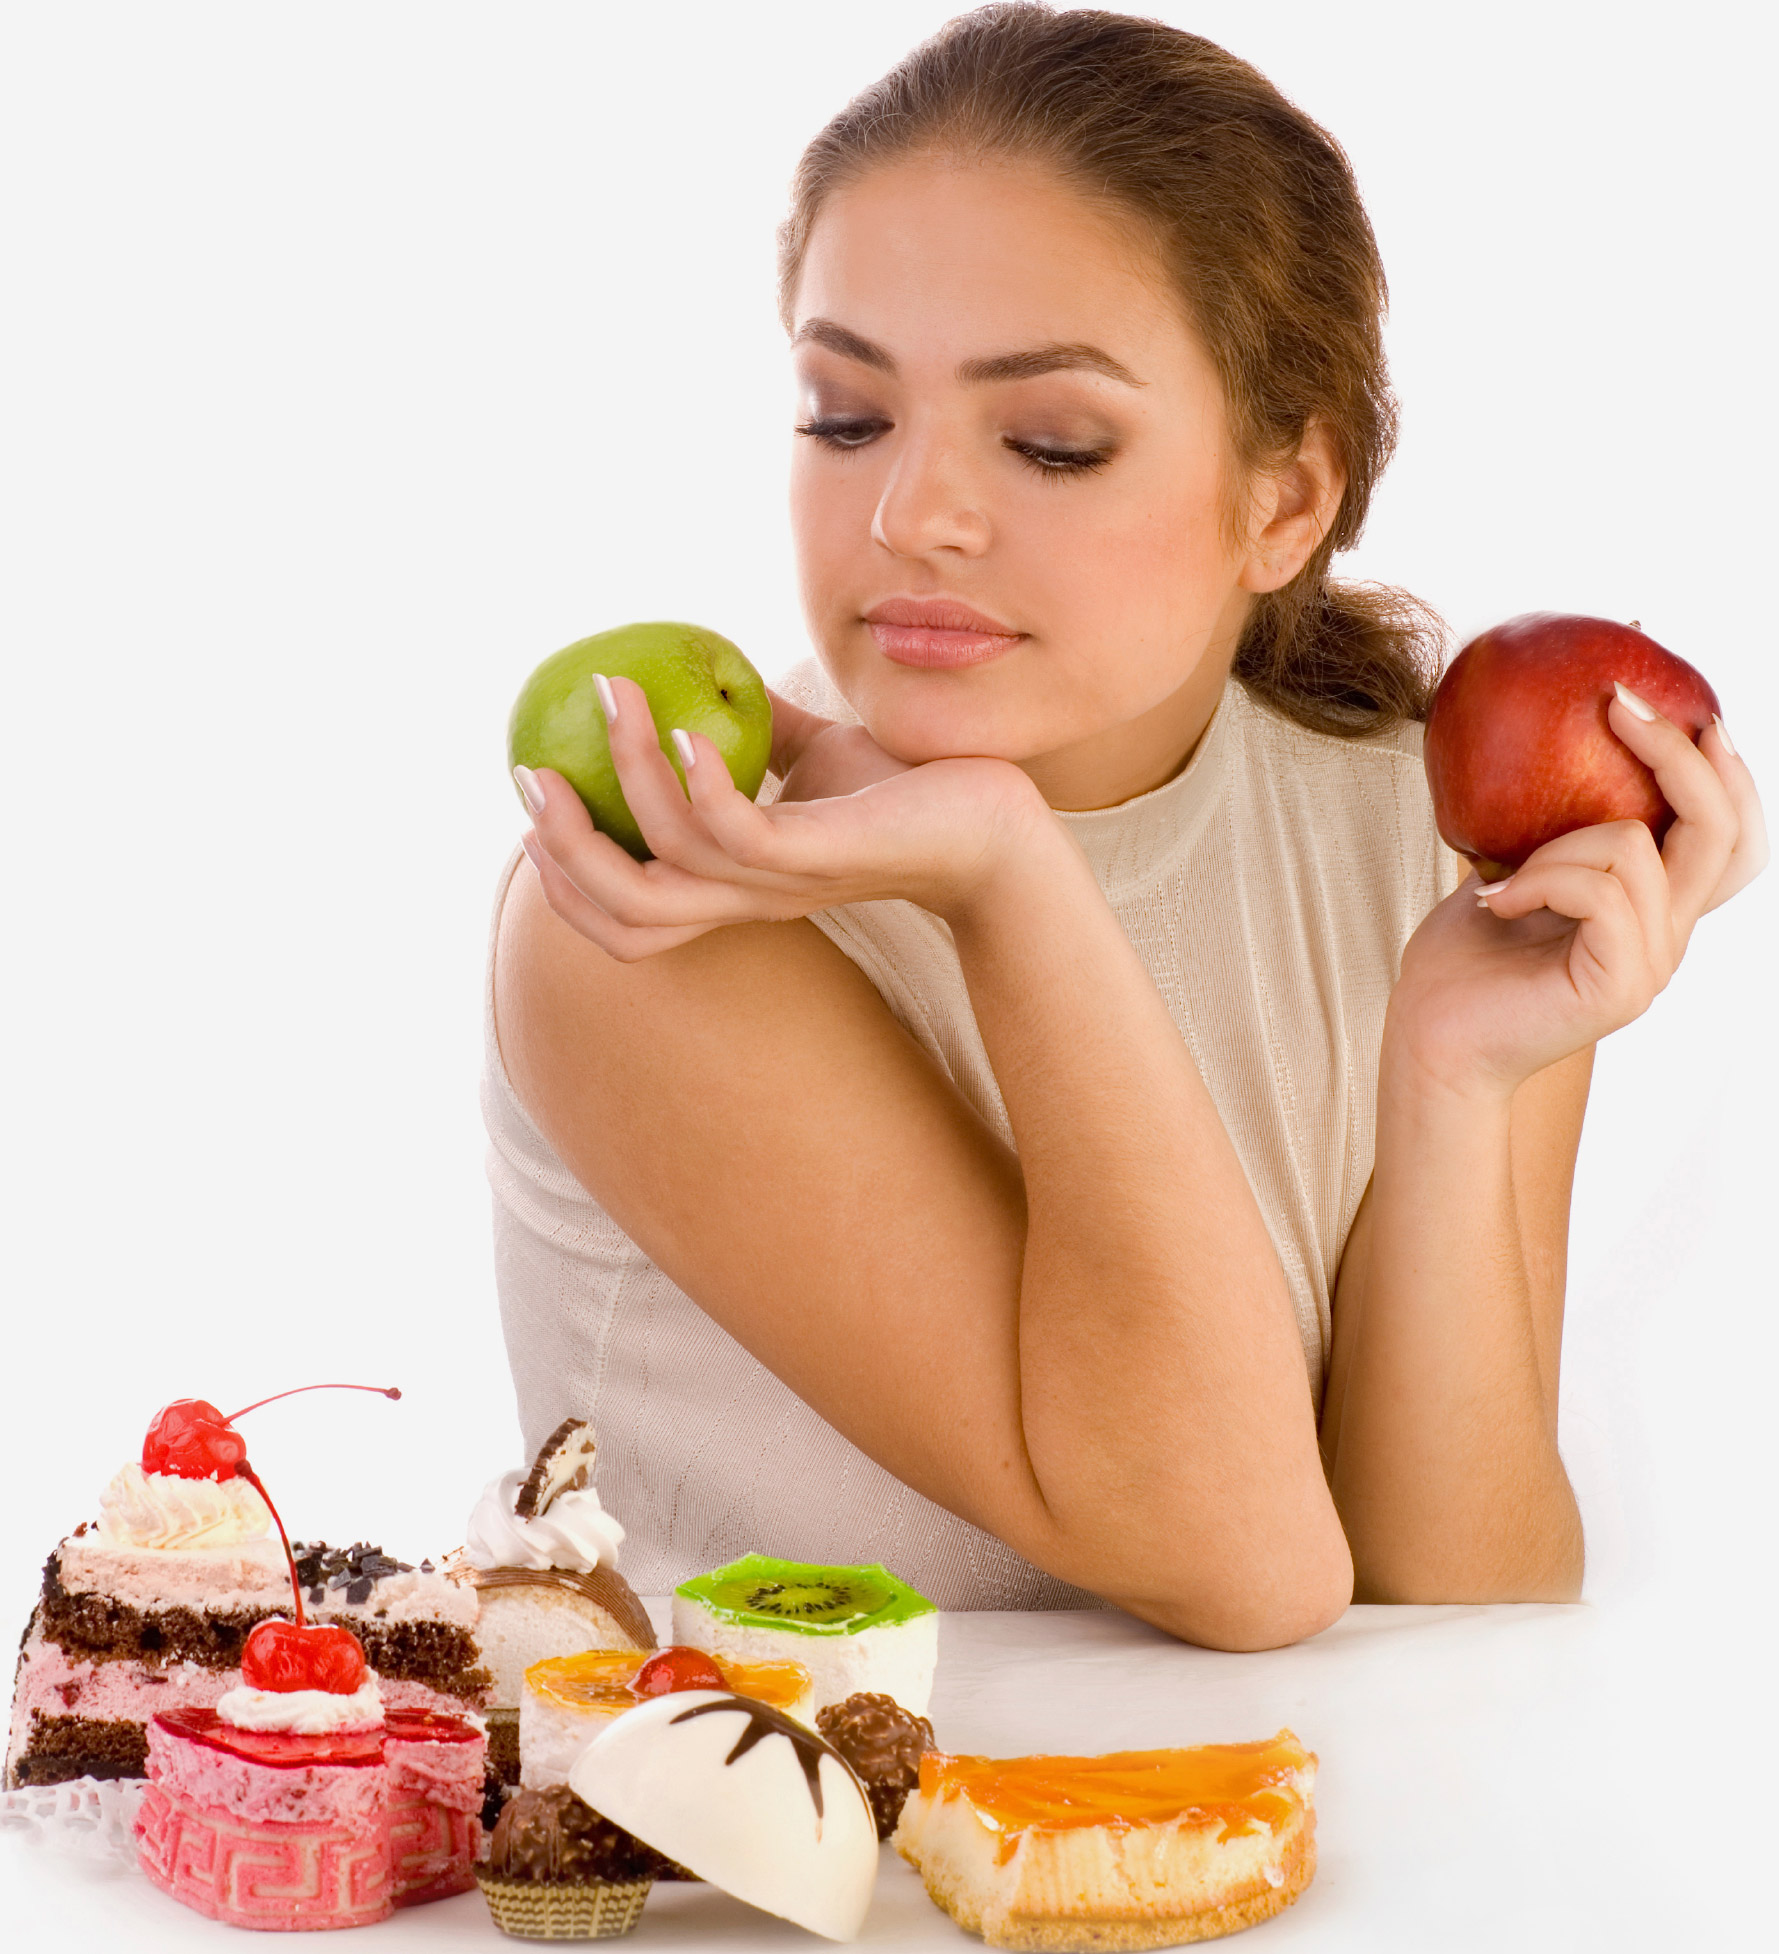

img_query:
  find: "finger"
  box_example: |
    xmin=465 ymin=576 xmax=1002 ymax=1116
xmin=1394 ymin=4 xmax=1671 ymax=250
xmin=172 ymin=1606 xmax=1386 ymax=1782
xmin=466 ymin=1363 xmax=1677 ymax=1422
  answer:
xmin=1606 ymin=686 xmax=1737 ymax=932
xmin=519 ymin=832 xmax=714 ymax=962
xmin=1699 ymin=715 xmax=1769 ymax=911
xmin=596 ymin=676 xmax=780 ymax=881
xmin=678 ymin=727 xmax=840 ymax=879
xmin=1483 ymin=859 xmax=1655 ymax=1011
xmin=766 ymin=688 xmax=838 ymax=778
xmin=526 ymin=763 xmax=786 ymax=929
xmin=593 ymin=675 xmax=718 ymax=866
xmin=1482 ymin=819 xmax=1671 ymax=971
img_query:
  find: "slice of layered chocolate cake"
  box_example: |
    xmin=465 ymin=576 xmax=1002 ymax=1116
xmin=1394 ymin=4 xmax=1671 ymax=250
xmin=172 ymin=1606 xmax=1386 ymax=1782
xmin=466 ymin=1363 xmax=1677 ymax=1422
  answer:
xmin=7 ymin=1390 xmax=491 ymax=1789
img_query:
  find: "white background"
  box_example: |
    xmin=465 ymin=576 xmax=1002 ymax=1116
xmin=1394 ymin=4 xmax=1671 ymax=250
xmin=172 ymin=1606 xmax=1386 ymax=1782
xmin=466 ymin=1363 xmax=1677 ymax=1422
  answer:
xmin=2 ymin=0 xmax=1775 ymax=1939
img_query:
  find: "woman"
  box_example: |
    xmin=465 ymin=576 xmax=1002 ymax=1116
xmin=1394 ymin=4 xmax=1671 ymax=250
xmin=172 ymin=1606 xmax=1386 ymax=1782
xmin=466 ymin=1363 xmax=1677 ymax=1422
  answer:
xmin=484 ymin=5 xmax=1764 ymax=1649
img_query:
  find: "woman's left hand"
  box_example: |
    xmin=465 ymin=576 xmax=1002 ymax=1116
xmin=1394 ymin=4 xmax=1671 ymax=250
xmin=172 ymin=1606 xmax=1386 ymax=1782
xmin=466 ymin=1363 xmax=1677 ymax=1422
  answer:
xmin=1388 ymin=691 xmax=1767 ymax=1096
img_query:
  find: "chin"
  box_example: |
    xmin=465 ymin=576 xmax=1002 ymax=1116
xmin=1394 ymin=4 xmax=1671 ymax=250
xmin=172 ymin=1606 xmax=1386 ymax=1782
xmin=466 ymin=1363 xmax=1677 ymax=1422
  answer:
xmin=827 ymin=645 xmax=1059 ymax=767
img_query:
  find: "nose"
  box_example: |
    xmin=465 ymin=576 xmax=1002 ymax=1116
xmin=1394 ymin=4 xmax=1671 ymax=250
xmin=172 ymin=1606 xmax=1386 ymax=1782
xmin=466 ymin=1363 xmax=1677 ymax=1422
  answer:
xmin=870 ymin=431 xmax=991 ymax=560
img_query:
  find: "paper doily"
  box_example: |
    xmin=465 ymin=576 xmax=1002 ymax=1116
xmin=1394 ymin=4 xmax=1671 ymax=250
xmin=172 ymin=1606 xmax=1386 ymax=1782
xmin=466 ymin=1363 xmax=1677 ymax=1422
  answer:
xmin=0 ymin=1776 xmax=145 ymax=1863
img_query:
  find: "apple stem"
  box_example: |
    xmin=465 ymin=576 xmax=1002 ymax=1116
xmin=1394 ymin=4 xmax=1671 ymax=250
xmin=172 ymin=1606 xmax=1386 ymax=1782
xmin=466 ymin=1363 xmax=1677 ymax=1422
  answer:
xmin=1628 ymin=619 xmax=1642 ymax=632
xmin=239 ymin=1463 xmax=305 ymax=1630
xmin=224 ymin=1384 xmax=402 ymax=1423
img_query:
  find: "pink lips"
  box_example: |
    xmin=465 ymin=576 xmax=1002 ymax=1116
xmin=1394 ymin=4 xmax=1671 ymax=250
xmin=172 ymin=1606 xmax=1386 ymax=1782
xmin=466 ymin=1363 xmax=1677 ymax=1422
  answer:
xmin=864 ymin=598 xmax=1023 ymax=669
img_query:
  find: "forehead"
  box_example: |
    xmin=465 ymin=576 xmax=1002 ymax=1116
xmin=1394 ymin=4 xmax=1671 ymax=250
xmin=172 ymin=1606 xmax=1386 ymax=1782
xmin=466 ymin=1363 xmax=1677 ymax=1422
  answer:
xmin=792 ymin=152 xmax=1195 ymax=380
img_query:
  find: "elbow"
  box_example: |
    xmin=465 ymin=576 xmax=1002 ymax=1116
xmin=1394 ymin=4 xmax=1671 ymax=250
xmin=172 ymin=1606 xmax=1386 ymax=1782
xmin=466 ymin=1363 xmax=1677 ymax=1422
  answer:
xmin=1125 ymin=1533 xmax=1355 ymax=1654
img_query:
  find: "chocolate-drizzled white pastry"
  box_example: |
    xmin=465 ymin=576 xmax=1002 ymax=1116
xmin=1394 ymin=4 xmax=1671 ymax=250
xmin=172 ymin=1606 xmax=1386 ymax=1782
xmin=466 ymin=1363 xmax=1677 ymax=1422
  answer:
xmin=570 ymin=1689 xmax=879 ymax=1942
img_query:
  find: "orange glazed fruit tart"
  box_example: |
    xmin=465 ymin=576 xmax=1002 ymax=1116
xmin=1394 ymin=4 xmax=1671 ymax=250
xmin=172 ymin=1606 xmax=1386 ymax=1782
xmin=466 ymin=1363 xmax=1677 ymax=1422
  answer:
xmin=519 ymin=1648 xmax=815 ymax=1788
xmin=892 ymin=1731 xmax=1316 ymax=1951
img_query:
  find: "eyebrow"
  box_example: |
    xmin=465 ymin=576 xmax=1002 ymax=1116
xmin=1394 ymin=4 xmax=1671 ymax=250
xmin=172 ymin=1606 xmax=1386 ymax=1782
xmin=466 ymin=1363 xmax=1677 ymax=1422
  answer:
xmin=792 ymin=317 xmax=1145 ymax=389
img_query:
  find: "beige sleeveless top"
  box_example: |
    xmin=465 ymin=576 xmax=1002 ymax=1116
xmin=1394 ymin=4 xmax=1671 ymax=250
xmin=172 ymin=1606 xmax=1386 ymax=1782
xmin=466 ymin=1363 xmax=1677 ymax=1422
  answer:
xmin=482 ymin=658 xmax=1467 ymax=1608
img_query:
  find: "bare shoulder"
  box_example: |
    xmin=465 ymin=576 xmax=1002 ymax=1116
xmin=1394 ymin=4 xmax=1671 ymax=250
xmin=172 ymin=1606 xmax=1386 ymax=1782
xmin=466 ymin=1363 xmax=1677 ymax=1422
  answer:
xmin=493 ymin=859 xmax=953 ymax=1195
xmin=490 ymin=860 xmax=1027 ymax=1512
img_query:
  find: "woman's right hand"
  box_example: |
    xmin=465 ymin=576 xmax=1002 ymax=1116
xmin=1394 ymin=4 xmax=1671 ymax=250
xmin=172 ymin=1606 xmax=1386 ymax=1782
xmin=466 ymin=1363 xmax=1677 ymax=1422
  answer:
xmin=517 ymin=675 xmax=1048 ymax=961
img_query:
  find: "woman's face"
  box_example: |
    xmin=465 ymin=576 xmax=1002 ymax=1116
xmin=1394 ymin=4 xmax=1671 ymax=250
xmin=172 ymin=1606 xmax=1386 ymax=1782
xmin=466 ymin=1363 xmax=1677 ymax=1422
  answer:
xmin=788 ymin=152 xmax=1290 ymax=808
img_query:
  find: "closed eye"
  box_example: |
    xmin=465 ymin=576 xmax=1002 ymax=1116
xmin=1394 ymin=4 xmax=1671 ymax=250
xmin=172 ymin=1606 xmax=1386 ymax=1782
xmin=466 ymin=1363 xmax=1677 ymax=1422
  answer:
xmin=1004 ymin=436 xmax=1112 ymax=477
xmin=795 ymin=415 xmax=891 ymax=451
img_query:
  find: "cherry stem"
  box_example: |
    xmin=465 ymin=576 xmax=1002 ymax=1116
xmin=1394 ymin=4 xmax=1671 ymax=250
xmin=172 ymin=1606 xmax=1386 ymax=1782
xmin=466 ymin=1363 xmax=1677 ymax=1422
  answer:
xmin=224 ymin=1384 xmax=402 ymax=1424
xmin=239 ymin=1463 xmax=305 ymax=1631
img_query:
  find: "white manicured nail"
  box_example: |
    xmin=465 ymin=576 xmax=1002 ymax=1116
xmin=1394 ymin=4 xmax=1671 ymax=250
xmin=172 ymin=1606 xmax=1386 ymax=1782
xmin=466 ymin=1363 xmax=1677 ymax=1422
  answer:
xmin=1714 ymin=714 xmax=1737 ymax=759
xmin=513 ymin=765 xmax=546 ymax=815
xmin=671 ymin=728 xmax=697 ymax=770
xmin=1476 ymin=877 xmax=1514 ymax=898
xmin=594 ymin=673 xmax=618 ymax=723
xmin=1613 ymin=681 xmax=1656 ymax=722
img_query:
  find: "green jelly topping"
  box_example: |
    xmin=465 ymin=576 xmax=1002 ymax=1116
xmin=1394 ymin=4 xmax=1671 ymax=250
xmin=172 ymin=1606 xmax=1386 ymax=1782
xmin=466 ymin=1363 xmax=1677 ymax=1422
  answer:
xmin=676 ymin=1554 xmax=936 ymax=1636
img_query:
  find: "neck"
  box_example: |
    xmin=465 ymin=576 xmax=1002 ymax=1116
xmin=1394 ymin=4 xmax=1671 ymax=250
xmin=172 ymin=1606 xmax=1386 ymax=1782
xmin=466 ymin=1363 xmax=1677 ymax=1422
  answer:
xmin=1019 ymin=641 xmax=1235 ymax=811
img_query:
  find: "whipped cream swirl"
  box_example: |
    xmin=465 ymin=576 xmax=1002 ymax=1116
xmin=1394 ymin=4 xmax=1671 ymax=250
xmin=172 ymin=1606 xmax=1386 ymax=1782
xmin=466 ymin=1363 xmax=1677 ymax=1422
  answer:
xmin=97 ymin=1462 xmax=272 ymax=1550
xmin=216 ymin=1676 xmax=385 ymax=1735
xmin=464 ymin=1468 xmax=625 ymax=1574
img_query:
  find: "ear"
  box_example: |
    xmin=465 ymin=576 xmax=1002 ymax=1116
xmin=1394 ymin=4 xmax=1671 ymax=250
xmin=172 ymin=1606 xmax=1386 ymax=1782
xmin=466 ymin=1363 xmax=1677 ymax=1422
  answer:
xmin=1237 ymin=419 xmax=1347 ymax=595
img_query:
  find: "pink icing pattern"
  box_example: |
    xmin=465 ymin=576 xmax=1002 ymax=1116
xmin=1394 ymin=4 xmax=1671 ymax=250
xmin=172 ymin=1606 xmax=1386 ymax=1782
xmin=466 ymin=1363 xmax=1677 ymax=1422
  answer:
xmin=384 ymin=1722 xmax=484 ymax=1903
xmin=136 ymin=1779 xmax=395 ymax=1931
xmin=136 ymin=1709 xmax=485 ymax=1926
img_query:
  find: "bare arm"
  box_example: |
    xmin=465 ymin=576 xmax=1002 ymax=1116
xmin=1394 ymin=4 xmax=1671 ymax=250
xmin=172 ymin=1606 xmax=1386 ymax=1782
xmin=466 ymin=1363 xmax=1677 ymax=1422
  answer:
xmin=1321 ymin=692 xmax=1763 ymax=1600
xmin=503 ymin=684 xmax=1351 ymax=1649
xmin=1321 ymin=1047 xmax=1592 ymax=1602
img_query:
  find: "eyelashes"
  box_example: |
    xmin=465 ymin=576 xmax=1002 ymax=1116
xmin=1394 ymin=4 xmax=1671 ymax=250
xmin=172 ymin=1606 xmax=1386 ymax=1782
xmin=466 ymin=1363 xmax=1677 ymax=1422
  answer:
xmin=796 ymin=415 xmax=890 ymax=451
xmin=1003 ymin=437 xmax=1112 ymax=478
xmin=795 ymin=417 xmax=1113 ymax=479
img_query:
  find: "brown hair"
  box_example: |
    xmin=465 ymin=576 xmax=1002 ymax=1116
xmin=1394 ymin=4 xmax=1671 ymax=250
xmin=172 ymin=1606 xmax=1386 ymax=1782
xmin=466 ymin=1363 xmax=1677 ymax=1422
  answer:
xmin=778 ymin=3 xmax=1444 ymax=737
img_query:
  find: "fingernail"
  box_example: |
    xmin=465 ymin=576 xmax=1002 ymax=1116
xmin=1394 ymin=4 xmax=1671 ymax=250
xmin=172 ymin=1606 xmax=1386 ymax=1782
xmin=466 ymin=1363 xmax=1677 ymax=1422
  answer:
xmin=1613 ymin=681 xmax=1656 ymax=722
xmin=594 ymin=673 xmax=618 ymax=724
xmin=671 ymin=728 xmax=697 ymax=770
xmin=1477 ymin=877 xmax=1514 ymax=899
xmin=1714 ymin=713 xmax=1737 ymax=759
xmin=513 ymin=764 xmax=546 ymax=815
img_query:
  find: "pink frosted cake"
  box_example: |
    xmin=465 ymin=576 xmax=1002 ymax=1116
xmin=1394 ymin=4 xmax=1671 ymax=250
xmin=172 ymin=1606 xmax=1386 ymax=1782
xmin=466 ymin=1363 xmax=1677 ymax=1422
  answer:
xmin=139 ymin=1707 xmax=395 ymax=1931
xmin=137 ymin=1701 xmax=486 ymax=1928
xmin=131 ymin=1415 xmax=487 ymax=1932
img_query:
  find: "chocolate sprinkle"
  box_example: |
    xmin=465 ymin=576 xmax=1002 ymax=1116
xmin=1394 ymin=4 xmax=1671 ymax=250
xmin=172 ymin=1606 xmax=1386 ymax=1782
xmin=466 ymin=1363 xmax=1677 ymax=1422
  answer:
xmin=289 ymin=1541 xmax=417 ymax=1603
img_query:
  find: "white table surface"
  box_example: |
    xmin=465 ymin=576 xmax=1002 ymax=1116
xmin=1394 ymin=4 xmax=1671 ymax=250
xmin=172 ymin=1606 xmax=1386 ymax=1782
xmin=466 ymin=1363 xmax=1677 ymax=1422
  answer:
xmin=0 ymin=1602 xmax=1715 ymax=1950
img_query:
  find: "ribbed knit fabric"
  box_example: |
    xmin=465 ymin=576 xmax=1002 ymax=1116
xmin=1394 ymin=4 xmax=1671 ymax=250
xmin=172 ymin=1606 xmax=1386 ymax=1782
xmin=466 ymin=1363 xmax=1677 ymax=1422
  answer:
xmin=482 ymin=657 xmax=1467 ymax=1608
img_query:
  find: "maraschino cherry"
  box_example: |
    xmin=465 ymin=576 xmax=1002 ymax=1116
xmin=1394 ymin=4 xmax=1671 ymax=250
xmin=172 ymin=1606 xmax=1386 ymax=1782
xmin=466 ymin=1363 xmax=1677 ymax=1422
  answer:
xmin=142 ymin=1382 xmax=401 ymax=1482
xmin=633 ymin=1646 xmax=726 ymax=1697
xmin=242 ymin=1618 xmax=367 ymax=1695
xmin=139 ymin=1382 xmax=400 ymax=1696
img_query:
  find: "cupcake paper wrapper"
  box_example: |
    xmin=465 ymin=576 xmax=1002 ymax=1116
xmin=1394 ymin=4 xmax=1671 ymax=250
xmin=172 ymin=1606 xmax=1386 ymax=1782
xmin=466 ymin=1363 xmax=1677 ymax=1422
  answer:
xmin=476 ymin=1869 xmax=654 ymax=1940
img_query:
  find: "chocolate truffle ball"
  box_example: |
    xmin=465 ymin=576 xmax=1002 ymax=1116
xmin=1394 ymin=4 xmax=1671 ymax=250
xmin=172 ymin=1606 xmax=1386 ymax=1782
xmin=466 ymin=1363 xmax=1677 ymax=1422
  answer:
xmin=487 ymin=1785 xmax=653 ymax=1884
xmin=816 ymin=1691 xmax=936 ymax=1839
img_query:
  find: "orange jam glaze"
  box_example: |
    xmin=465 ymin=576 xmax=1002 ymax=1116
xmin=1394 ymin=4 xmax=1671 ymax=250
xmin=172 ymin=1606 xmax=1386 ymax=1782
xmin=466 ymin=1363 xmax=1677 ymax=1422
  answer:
xmin=919 ymin=1731 xmax=1313 ymax=1863
xmin=524 ymin=1649 xmax=812 ymax=1718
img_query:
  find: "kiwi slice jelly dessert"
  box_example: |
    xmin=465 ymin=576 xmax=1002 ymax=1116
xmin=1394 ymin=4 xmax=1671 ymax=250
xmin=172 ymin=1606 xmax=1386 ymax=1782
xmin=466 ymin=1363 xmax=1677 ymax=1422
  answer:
xmin=672 ymin=1555 xmax=940 ymax=1719
xmin=680 ymin=1557 xmax=932 ymax=1635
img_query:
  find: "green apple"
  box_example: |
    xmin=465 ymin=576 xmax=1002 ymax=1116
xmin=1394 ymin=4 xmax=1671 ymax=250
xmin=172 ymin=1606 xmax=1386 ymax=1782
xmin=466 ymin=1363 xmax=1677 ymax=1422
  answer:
xmin=508 ymin=621 xmax=773 ymax=861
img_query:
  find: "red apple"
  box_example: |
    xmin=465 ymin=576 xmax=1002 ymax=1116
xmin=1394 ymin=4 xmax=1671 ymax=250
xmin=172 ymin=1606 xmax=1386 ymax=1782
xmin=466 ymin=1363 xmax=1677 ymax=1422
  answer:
xmin=1424 ymin=613 xmax=1720 ymax=877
